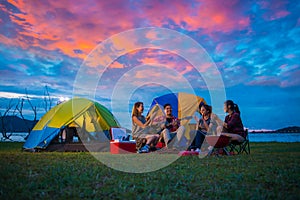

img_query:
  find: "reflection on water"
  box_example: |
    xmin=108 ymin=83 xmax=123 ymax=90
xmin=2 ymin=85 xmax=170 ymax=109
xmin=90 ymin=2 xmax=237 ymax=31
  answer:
xmin=249 ymin=133 xmax=300 ymax=142
xmin=1 ymin=132 xmax=300 ymax=143
xmin=0 ymin=132 xmax=28 ymax=142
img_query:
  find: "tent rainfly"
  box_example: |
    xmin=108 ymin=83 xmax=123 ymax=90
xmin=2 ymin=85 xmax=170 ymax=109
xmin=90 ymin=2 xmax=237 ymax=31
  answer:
xmin=148 ymin=92 xmax=206 ymax=142
xmin=23 ymin=98 xmax=120 ymax=150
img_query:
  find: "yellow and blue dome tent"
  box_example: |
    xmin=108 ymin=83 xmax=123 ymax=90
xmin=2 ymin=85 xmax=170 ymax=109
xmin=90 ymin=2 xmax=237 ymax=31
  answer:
xmin=149 ymin=92 xmax=206 ymax=121
xmin=23 ymin=98 xmax=120 ymax=150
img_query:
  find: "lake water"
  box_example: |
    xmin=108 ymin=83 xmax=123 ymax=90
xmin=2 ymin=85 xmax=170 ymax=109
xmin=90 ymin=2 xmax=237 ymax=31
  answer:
xmin=249 ymin=133 xmax=300 ymax=142
xmin=1 ymin=132 xmax=300 ymax=143
xmin=0 ymin=132 xmax=28 ymax=142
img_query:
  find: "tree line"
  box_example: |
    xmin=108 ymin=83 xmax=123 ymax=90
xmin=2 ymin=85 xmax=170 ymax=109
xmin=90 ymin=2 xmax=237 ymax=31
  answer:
xmin=0 ymin=86 xmax=54 ymax=141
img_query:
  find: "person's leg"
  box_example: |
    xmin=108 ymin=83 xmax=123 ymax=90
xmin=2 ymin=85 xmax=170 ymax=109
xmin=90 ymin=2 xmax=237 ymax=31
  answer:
xmin=195 ymin=130 xmax=206 ymax=149
xmin=151 ymin=134 xmax=160 ymax=147
xmin=176 ymin=125 xmax=186 ymax=140
xmin=138 ymin=136 xmax=151 ymax=153
xmin=173 ymin=126 xmax=187 ymax=150
xmin=135 ymin=137 xmax=147 ymax=151
xmin=221 ymin=133 xmax=245 ymax=142
xmin=139 ymin=134 xmax=159 ymax=153
xmin=160 ymin=129 xmax=172 ymax=146
xmin=188 ymin=130 xmax=197 ymax=150
xmin=163 ymin=126 xmax=187 ymax=150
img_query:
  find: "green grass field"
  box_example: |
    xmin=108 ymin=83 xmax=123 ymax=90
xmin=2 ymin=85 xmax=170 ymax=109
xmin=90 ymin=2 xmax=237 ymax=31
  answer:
xmin=0 ymin=142 xmax=299 ymax=199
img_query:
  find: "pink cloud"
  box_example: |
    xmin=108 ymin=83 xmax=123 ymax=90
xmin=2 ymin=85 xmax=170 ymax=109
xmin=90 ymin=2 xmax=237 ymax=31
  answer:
xmin=270 ymin=10 xmax=290 ymax=20
xmin=180 ymin=65 xmax=194 ymax=75
xmin=197 ymin=62 xmax=214 ymax=73
xmin=2 ymin=0 xmax=253 ymax=60
xmin=110 ymin=61 xmax=124 ymax=69
xmin=139 ymin=51 xmax=211 ymax=77
xmin=188 ymin=1 xmax=250 ymax=33
xmin=137 ymin=0 xmax=250 ymax=33
xmin=139 ymin=57 xmax=161 ymax=65
xmin=215 ymin=40 xmax=238 ymax=55
xmin=4 ymin=0 xmax=137 ymax=58
xmin=245 ymin=71 xmax=300 ymax=88
xmin=279 ymin=64 xmax=288 ymax=70
xmin=280 ymin=66 xmax=300 ymax=87
xmin=259 ymin=0 xmax=291 ymax=21
xmin=284 ymin=54 xmax=296 ymax=59
xmin=247 ymin=76 xmax=281 ymax=87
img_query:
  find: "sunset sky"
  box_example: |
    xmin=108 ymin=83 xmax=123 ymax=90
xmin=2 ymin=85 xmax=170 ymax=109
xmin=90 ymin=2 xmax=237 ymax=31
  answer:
xmin=0 ymin=0 xmax=299 ymax=130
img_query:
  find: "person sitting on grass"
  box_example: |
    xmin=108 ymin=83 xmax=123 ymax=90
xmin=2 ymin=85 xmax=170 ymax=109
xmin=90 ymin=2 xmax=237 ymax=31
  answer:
xmin=131 ymin=102 xmax=160 ymax=153
xmin=221 ymin=100 xmax=246 ymax=143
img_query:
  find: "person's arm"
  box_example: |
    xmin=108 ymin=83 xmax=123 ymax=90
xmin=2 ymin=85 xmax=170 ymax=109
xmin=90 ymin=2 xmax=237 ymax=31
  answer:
xmin=202 ymin=118 xmax=209 ymax=131
xmin=145 ymin=118 xmax=151 ymax=126
xmin=171 ymin=117 xmax=179 ymax=130
xmin=194 ymin=115 xmax=200 ymax=130
xmin=132 ymin=116 xmax=147 ymax=128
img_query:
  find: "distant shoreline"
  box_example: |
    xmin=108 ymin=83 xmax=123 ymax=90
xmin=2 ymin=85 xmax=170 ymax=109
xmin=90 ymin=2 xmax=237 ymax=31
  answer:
xmin=250 ymin=126 xmax=300 ymax=134
xmin=250 ymin=131 xmax=300 ymax=134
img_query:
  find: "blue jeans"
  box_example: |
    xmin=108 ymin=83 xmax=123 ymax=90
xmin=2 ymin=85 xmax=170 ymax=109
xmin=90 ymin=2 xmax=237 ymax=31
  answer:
xmin=190 ymin=130 xmax=206 ymax=149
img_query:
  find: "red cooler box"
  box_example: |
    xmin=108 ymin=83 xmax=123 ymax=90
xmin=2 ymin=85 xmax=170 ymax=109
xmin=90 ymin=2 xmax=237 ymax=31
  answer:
xmin=110 ymin=141 xmax=136 ymax=154
xmin=109 ymin=127 xmax=136 ymax=154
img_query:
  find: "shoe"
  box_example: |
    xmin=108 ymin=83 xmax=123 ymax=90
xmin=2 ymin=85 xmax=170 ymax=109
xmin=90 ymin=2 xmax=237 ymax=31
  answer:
xmin=150 ymin=146 xmax=160 ymax=151
xmin=218 ymin=149 xmax=225 ymax=155
xmin=195 ymin=148 xmax=201 ymax=153
xmin=138 ymin=145 xmax=150 ymax=153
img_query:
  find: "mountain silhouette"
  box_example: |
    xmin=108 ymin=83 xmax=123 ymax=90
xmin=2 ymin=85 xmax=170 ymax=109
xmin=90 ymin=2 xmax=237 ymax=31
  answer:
xmin=0 ymin=116 xmax=38 ymax=133
xmin=276 ymin=126 xmax=300 ymax=133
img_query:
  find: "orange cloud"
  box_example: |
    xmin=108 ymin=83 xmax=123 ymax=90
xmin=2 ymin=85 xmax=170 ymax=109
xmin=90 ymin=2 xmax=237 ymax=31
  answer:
xmin=180 ymin=65 xmax=194 ymax=75
xmin=119 ymin=48 xmax=216 ymax=76
xmin=4 ymin=0 xmax=137 ymax=59
xmin=110 ymin=61 xmax=124 ymax=69
xmin=139 ymin=57 xmax=161 ymax=65
xmin=3 ymin=0 xmax=251 ymax=60
xmin=140 ymin=0 xmax=250 ymax=33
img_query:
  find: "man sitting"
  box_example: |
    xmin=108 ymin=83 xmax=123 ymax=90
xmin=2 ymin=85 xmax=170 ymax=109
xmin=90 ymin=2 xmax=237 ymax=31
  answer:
xmin=160 ymin=104 xmax=187 ymax=150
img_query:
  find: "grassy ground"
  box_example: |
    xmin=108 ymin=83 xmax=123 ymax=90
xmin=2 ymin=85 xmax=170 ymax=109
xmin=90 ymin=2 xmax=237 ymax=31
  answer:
xmin=0 ymin=142 xmax=299 ymax=199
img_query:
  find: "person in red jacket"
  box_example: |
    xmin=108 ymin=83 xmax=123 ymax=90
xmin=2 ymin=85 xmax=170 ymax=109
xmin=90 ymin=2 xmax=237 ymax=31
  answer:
xmin=221 ymin=100 xmax=246 ymax=142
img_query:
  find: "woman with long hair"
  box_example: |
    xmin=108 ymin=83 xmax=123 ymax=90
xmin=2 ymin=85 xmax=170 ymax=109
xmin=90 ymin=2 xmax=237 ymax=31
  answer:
xmin=132 ymin=102 xmax=160 ymax=153
xmin=221 ymin=100 xmax=245 ymax=142
xmin=190 ymin=104 xmax=212 ymax=152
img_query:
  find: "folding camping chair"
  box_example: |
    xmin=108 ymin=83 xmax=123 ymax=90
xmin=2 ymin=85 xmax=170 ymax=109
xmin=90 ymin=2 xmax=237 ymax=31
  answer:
xmin=205 ymin=135 xmax=231 ymax=156
xmin=227 ymin=129 xmax=250 ymax=155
